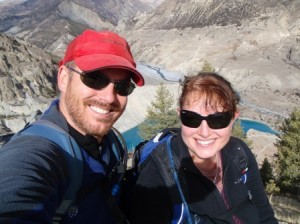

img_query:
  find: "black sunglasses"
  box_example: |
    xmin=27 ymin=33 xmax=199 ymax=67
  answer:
xmin=180 ymin=110 xmax=233 ymax=129
xmin=66 ymin=66 xmax=135 ymax=96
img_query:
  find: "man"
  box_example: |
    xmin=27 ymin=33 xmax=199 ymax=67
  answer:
xmin=0 ymin=29 xmax=144 ymax=223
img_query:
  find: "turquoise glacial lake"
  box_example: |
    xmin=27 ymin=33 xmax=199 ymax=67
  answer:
xmin=122 ymin=119 xmax=279 ymax=151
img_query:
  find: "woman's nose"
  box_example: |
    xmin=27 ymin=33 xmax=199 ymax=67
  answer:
xmin=197 ymin=120 xmax=211 ymax=137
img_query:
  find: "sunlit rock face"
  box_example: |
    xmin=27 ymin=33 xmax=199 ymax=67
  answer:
xmin=0 ymin=33 xmax=57 ymax=134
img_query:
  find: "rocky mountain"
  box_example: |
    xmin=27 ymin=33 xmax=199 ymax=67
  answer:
xmin=0 ymin=0 xmax=164 ymax=134
xmin=0 ymin=33 xmax=58 ymax=134
xmin=0 ymin=0 xmax=160 ymax=55
xmin=120 ymin=0 xmax=300 ymax=129
xmin=128 ymin=0 xmax=299 ymax=29
xmin=0 ymin=0 xmax=300 ymax=133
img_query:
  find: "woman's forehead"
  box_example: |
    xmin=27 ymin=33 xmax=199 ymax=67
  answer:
xmin=183 ymin=94 xmax=223 ymax=110
xmin=185 ymin=91 xmax=219 ymax=103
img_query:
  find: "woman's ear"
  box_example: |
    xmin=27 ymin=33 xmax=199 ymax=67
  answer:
xmin=57 ymin=66 xmax=69 ymax=93
xmin=233 ymin=111 xmax=240 ymax=122
xmin=177 ymin=107 xmax=180 ymax=116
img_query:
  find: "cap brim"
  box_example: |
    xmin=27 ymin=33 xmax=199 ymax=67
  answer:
xmin=74 ymin=54 xmax=144 ymax=86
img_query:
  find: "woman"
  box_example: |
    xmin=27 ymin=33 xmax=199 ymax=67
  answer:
xmin=127 ymin=72 xmax=278 ymax=224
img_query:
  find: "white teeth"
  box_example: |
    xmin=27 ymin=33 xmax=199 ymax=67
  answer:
xmin=90 ymin=106 xmax=109 ymax=114
xmin=197 ymin=140 xmax=214 ymax=146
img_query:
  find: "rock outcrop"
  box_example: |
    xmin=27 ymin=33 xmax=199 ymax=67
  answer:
xmin=0 ymin=33 xmax=58 ymax=133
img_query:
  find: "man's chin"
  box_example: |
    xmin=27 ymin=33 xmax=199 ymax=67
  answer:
xmin=91 ymin=123 xmax=113 ymax=135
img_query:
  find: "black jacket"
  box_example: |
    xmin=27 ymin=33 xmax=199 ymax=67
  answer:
xmin=0 ymin=100 xmax=118 ymax=224
xmin=128 ymin=131 xmax=278 ymax=224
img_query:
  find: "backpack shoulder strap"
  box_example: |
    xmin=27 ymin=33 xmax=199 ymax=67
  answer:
xmin=136 ymin=128 xmax=179 ymax=166
xmin=148 ymin=135 xmax=177 ymax=188
xmin=105 ymin=127 xmax=128 ymax=202
xmin=150 ymin=136 xmax=193 ymax=224
xmin=138 ymin=129 xmax=193 ymax=224
xmin=107 ymin=127 xmax=127 ymax=175
xmin=14 ymin=119 xmax=83 ymax=223
xmin=98 ymin=127 xmax=129 ymax=224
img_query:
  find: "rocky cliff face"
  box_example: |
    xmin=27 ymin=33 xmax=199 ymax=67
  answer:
xmin=121 ymin=0 xmax=300 ymax=129
xmin=0 ymin=0 xmax=299 ymax=131
xmin=131 ymin=0 xmax=262 ymax=29
xmin=0 ymin=33 xmax=58 ymax=134
xmin=0 ymin=0 xmax=156 ymax=55
xmin=0 ymin=0 xmax=299 ymax=130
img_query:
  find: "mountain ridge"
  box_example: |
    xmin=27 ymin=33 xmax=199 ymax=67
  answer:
xmin=0 ymin=0 xmax=299 ymax=136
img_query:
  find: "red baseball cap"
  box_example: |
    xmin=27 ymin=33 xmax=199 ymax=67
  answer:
xmin=60 ymin=29 xmax=144 ymax=86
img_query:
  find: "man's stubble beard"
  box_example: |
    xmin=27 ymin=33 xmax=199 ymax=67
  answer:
xmin=64 ymin=84 xmax=123 ymax=138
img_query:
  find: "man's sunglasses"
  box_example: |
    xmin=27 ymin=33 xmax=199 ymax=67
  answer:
xmin=180 ymin=110 xmax=233 ymax=129
xmin=66 ymin=66 xmax=135 ymax=96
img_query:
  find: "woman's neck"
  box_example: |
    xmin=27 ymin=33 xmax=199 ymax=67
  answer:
xmin=192 ymin=151 xmax=219 ymax=173
xmin=193 ymin=151 xmax=222 ymax=186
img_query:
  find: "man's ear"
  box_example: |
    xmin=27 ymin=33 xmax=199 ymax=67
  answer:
xmin=57 ymin=66 xmax=69 ymax=93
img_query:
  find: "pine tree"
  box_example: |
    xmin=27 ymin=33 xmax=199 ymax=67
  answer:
xmin=201 ymin=60 xmax=216 ymax=72
xmin=265 ymin=180 xmax=280 ymax=195
xmin=275 ymin=108 xmax=300 ymax=195
xmin=260 ymin=158 xmax=274 ymax=187
xmin=138 ymin=83 xmax=180 ymax=140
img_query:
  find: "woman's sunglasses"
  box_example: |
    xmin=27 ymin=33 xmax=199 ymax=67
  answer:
xmin=66 ymin=66 xmax=135 ymax=96
xmin=180 ymin=110 xmax=233 ymax=129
